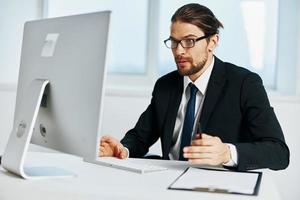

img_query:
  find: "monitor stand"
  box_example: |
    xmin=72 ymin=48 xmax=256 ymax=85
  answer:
xmin=1 ymin=79 xmax=76 ymax=179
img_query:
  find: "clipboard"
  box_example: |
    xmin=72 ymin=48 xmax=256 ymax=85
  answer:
xmin=168 ymin=167 xmax=262 ymax=196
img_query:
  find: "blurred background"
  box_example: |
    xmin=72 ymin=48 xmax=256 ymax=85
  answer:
xmin=0 ymin=0 xmax=299 ymax=199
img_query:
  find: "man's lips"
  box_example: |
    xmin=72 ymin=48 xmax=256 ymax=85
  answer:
xmin=177 ymin=59 xmax=188 ymax=63
xmin=176 ymin=56 xmax=190 ymax=63
xmin=176 ymin=59 xmax=189 ymax=67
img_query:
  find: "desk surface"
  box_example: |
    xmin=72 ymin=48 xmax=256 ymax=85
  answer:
xmin=0 ymin=149 xmax=281 ymax=200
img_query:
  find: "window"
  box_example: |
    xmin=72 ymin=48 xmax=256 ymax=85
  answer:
xmin=158 ymin=0 xmax=279 ymax=89
xmin=44 ymin=0 xmax=299 ymax=94
xmin=45 ymin=0 xmax=148 ymax=75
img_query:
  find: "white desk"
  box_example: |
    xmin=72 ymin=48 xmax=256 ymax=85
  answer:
xmin=0 ymin=149 xmax=281 ymax=200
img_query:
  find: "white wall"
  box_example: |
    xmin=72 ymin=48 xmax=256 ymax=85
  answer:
xmin=271 ymin=101 xmax=300 ymax=200
xmin=0 ymin=1 xmax=299 ymax=200
xmin=0 ymin=90 xmax=16 ymax=148
xmin=101 ymin=93 xmax=162 ymax=155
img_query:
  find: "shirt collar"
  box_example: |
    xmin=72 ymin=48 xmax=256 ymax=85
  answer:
xmin=183 ymin=56 xmax=215 ymax=95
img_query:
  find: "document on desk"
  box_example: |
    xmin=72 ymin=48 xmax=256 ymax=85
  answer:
xmin=168 ymin=167 xmax=262 ymax=195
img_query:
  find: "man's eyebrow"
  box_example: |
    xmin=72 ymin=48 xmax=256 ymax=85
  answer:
xmin=169 ymin=34 xmax=199 ymax=40
xmin=182 ymin=34 xmax=199 ymax=38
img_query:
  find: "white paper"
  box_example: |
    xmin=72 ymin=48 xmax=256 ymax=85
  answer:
xmin=170 ymin=167 xmax=260 ymax=195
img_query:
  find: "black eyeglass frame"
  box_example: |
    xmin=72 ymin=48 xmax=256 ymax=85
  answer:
xmin=164 ymin=34 xmax=214 ymax=49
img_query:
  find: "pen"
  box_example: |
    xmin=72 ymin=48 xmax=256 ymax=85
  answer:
xmin=192 ymin=122 xmax=202 ymax=140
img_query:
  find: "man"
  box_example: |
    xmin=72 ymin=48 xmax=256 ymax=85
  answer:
xmin=99 ymin=3 xmax=289 ymax=171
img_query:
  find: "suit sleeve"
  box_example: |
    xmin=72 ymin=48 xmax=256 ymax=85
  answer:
xmin=235 ymin=72 xmax=290 ymax=171
xmin=120 ymin=82 xmax=160 ymax=158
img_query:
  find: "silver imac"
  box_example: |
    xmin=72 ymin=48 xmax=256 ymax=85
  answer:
xmin=2 ymin=11 xmax=111 ymax=179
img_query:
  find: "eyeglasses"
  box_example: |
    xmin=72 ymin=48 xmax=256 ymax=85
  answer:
xmin=164 ymin=35 xmax=211 ymax=49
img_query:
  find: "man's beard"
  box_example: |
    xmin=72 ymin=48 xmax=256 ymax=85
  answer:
xmin=176 ymin=53 xmax=208 ymax=76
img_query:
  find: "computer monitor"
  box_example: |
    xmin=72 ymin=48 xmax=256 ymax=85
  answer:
xmin=2 ymin=11 xmax=111 ymax=179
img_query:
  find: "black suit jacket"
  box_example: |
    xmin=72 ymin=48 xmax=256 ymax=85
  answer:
xmin=121 ymin=56 xmax=290 ymax=171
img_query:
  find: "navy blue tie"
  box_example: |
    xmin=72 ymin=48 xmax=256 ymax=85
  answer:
xmin=179 ymin=83 xmax=198 ymax=161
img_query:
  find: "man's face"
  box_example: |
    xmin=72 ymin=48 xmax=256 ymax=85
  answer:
xmin=170 ymin=21 xmax=212 ymax=79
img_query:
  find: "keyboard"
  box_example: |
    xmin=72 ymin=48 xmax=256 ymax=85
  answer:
xmin=94 ymin=157 xmax=167 ymax=174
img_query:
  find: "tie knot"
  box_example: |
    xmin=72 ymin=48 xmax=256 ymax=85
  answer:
xmin=188 ymin=83 xmax=198 ymax=97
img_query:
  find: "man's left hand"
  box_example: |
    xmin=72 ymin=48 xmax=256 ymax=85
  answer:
xmin=183 ymin=133 xmax=231 ymax=165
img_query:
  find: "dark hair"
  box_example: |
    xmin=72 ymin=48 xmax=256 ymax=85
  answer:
xmin=171 ymin=3 xmax=223 ymax=36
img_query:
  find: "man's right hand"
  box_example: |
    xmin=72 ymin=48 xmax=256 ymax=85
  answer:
xmin=98 ymin=135 xmax=128 ymax=159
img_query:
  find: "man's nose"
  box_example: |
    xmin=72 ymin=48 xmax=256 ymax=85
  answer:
xmin=173 ymin=43 xmax=185 ymax=55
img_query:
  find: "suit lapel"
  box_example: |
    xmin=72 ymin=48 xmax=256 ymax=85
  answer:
xmin=162 ymin=73 xmax=183 ymax=158
xmin=200 ymin=56 xmax=227 ymax=131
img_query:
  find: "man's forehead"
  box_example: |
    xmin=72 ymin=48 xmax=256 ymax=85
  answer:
xmin=170 ymin=21 xmax=204 ymax=38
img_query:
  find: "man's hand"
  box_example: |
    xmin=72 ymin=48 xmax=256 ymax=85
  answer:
xmin=183 ymin=133 xmax=231 ymax=165
xmin=98 ymin=135 xmax=128 ymax=159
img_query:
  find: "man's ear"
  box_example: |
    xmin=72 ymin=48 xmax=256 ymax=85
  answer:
xmin=208 ymin=34 xmax=219 ymax=52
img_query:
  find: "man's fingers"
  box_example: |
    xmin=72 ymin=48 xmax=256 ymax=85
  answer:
xmin=100 ymin=142 xmax=110 ymax=149
xmin=183 ymin=146 xmax=214 ymax=153
xmin=191 ymin=137 xmax=216 ymax=146
xmin=119 ymin=147 xmax=128 ymax=159
xmin=98 ymin=141 xmax=115 ymax=157
xmin=114 ymin=145 xmax=122 ymax=156
xmin=201 ymin=133 xmax=213 ymax=138
xmin=98 ymin=147 xmax=103 ymax=157
xmin=99 ymin=146 xmax=112 ymax=157
xmin=99 ymin=135 xmax=127 ymax=158
xmin=116 ymin=145 xmax=128 ymax=159
xmin=100 ymin=135 xmax=118 ymax=145
xmin=99 ymin=139 xmax=126 ymax=158
xmin=191 ymin=134 xmax=222 ymax=146
xmin=183 ymin=134 xmax=228 ymax=166
xmin=184 ymin=152 xmax=213 ymax=159
xmin=100 ymin=135 xmax=110 ymax=142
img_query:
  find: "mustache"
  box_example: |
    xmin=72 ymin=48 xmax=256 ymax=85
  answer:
xmin=175 ymin=55 xmax=192 ymax=62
